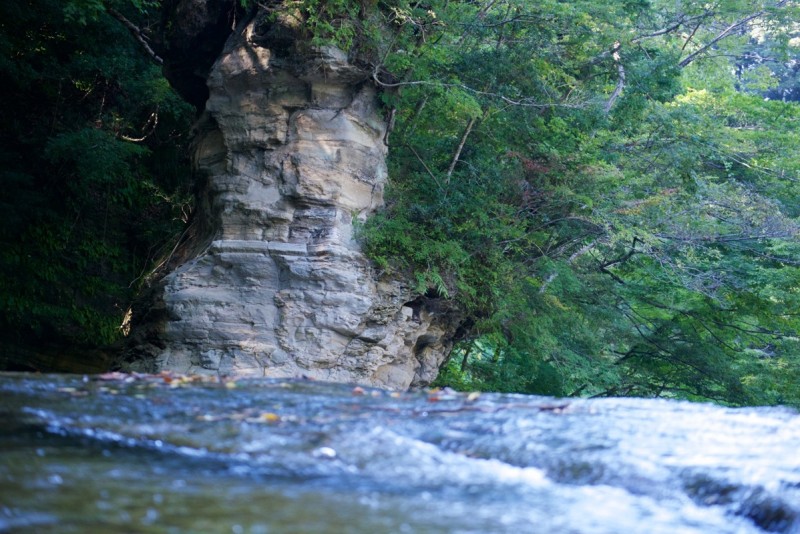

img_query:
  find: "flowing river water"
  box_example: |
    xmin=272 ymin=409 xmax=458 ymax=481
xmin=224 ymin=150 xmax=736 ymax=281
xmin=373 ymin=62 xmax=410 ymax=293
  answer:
xmin=1 ymin=372 xmax=798 ymax=533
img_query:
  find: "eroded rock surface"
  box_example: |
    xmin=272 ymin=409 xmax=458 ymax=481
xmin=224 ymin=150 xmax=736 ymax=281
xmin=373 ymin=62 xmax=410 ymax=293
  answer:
xmin=124 ymin=12 xmax=458 ymax=389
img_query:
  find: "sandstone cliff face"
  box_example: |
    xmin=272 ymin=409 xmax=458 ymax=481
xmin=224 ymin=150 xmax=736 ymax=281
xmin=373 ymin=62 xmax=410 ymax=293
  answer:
xmin=125 ymin=14 xmax=458 ymax=389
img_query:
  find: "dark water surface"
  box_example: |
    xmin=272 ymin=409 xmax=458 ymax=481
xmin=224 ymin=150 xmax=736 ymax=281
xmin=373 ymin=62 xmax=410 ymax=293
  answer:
xmin=1 ymin=373 xmax=798 ymax=533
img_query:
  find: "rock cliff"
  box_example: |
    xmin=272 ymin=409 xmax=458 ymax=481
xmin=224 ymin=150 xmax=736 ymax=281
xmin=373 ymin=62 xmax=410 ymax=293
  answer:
xmin=123 ymin=6 xmax=458 ymax=389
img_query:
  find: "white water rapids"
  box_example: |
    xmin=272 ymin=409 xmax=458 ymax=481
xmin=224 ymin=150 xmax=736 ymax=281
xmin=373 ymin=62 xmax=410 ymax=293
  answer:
xmin=1 ymin=373 xmax=798 ymax=533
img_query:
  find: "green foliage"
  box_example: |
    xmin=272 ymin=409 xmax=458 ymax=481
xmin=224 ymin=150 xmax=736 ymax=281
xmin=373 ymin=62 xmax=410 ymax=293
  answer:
xmin=4 ymin=0 xmax=800 ymax=406
xmin=0 ymin=0 xmax=193 ymax=360
xmin=299 ymin=0 xmax=361 ymax=49
xmin=357 ymin=0 xmax=800 ymax=406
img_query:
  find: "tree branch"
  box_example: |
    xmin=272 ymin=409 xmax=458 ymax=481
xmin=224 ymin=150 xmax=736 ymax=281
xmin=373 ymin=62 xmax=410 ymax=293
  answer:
xmin=372 ymin=71 xmax=587 ymax=109
xmin=604 ymin=42 xmax=625 ymax=114
xmin=405 ymin=143 xmax=443 ymax=191
xmin=446 ymin=116 xmax=476 ymax=182
xmin=383 ymin=107 xmax=396 ymax=146
xmin=106 ymin=7 xmax=163 ymax=65
xmin=119 ymin=111 xmax=158 ymax=142
xmin=655 ymin=232 xmax=793 ymax=243
xmin=632 ymin=9 xmax=717 ymax=42
xmin=680 ymin=17 xmax=704 ymax=52
xmin=539 ymin=239 xmax=599 ymax=294
xmin=678 ymin=10 xmax=766 ymax=68
xmin=599 ymin=237 xmax=639 ymax=269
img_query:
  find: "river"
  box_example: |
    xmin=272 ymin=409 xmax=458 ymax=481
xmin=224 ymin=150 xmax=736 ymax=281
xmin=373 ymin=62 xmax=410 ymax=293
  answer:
xmin=1 ymin=372 xmax=798 ymax=533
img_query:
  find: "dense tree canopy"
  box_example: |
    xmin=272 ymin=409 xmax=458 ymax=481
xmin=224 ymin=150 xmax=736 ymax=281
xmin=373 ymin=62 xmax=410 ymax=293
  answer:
xmin=353 ymin=0 xmax=800 ymax=405
xmin=0 ymin=0 xmax=193 ymax=369
xmin=1 ymin=0 xmax=799 ymax=405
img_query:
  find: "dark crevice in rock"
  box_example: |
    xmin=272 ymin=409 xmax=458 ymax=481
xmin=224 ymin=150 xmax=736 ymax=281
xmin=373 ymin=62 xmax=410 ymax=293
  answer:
xmin=403 ymin=297 xmax=425 ymax=322
xmin=156 ymin=0 xmax=253 ymax=110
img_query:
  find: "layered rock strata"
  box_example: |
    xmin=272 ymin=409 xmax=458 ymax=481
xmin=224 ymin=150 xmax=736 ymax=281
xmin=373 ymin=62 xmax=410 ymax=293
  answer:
xmin=125 ymin=16 xmax=457 ymax=389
